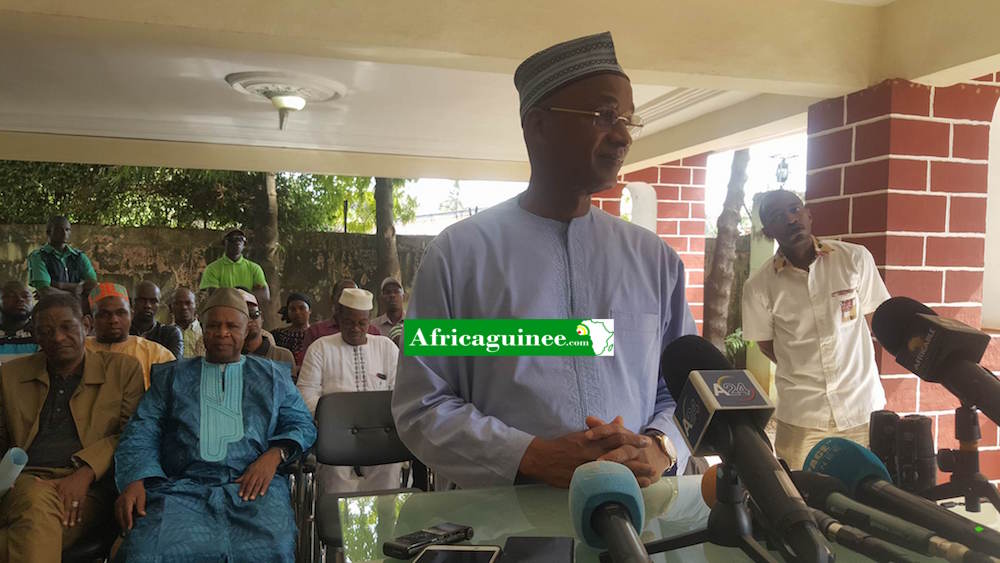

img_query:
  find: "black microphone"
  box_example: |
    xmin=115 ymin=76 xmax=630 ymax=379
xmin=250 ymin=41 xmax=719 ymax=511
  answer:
xmin=792 ymin=471 xmax=996 ymax=563
xmin=869 ymin=410 xmax=900 ymax=483
xmin=872 ymin=297 xmax=1000 ymax=425
xmin=896 ymin=415 xmax=937 ymax=493
xmin=809 ymin=507 xmax=922 ymax=563
xmin=804 ymin=437 xmax=1000 ymax=555
xmin=663 ymin=335 xmax=833 ymax=563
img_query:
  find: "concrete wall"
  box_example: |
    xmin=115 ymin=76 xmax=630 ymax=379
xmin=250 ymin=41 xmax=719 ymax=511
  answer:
xmin=0 ymin=224 xmax=433 ymax=326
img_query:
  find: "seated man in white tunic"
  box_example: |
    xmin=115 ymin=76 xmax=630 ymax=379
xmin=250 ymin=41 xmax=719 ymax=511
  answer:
xmin=296 ymin=288 xmax=401 ymax=493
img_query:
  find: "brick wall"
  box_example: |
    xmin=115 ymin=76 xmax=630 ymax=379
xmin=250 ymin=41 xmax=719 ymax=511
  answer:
xmin=805 ymin=78 xmax=1000 ymax=478
xmin=593 ymin=153 xmax=709 ymax=330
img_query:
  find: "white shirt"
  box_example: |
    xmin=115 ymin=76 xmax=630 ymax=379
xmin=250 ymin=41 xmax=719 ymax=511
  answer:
xmin=296 ymin=333 xmax=401 ymax=493
xmin=742 ymin=239 xmax=891 ymax=430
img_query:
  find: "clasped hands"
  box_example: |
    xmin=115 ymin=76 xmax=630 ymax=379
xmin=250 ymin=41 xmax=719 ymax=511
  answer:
xmin=518 ymin=415 xmax=671 ymax=488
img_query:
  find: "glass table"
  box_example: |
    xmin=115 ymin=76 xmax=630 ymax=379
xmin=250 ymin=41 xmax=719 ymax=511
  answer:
xmin=333 ymin=475 xmax=1000 ymax=562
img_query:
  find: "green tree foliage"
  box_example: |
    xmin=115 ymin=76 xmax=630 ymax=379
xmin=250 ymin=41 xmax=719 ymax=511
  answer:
xmin=0 ymin=160 xmax=416 ymax=233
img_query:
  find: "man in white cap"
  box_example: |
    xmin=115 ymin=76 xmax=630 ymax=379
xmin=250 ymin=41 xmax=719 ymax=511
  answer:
xmin=297 ymin=288 xmax=401 ymax=493
xmin=372 ymin=276 xmax=404 ymax=338
xmin=393 ymin=31 xmax=696 ymax=489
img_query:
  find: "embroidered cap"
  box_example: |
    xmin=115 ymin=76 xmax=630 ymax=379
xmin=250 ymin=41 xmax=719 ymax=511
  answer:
xmin=514 ymin=31 xmax=627 ymax=121
xmin=88 ymin=282 xmax=129 ymax=309
xmin=339 ymin=288 xmax=373 ymax=312
xmin=200 ymin=287 xmax=249 ymax=318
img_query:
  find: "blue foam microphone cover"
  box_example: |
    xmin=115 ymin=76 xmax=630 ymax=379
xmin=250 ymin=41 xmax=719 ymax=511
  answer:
xmin=803 ymin=437 xmax=892 ymax=495
xmin=0 ymin=448 xmax=27 ymax=496
xmin=568 ymin=461 xmax=645 ymax=549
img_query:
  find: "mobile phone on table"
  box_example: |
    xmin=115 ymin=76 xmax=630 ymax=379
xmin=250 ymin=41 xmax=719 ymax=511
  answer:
xmin=413 ymin=545 xmax=502 ymax=563
xmin=383 ymin=522 xmax=475 ymax=559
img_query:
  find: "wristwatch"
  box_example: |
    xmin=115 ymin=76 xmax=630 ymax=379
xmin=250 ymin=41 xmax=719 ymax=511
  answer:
xmin=643 ymin=429 xmax=677 ymax=473
xmin=277 ymin=445 xmax=294 ymax=463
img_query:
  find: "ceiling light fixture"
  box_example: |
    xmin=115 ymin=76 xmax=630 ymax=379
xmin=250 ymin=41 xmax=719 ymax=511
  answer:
xmin=268 ymin=93 xmax=307 ymax=130
xmin=225 ymin=71 xmax=347 ymax=131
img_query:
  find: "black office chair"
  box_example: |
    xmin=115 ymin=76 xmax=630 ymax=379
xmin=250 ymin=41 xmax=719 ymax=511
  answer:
xmin=302 ymin=391 xmax=430 ymax=563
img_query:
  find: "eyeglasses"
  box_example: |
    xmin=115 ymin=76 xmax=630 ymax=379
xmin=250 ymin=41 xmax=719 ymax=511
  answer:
xmin=248 ymin=310 xmax=261 ymax=320
xmin=544 ymin=107 xmax=644 ymax=137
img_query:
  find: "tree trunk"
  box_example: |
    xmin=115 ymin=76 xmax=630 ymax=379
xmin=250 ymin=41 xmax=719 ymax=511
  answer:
xmin=256 ymin=172 xmax=282 ymax=329
xmin=703 ymin=149 xmax=750 ymax=351
xmin=374 ymin=177 xmax=401 ymax=314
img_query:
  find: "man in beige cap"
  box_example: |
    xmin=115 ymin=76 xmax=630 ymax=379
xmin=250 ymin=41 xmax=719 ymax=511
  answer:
xmin=297 ymin=287 xmax=401 ymax=493
xmin=236 ymin=289 xmax=294 ymax=368
xmin=113 ymin=287 xmax=315 ymax=561
xmin=372 ymin=276 xmax=405 ymax=338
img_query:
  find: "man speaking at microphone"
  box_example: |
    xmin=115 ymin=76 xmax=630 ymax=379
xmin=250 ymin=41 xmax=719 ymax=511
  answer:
xmin=742 ymin=190 xmax=891 ymax=469
xmin=392 ymin=32 xmax=697 ymax=489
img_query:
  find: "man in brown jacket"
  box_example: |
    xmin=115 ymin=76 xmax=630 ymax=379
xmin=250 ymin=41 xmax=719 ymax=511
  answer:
xmin=0 ymin=293 xmax=144 ymax=561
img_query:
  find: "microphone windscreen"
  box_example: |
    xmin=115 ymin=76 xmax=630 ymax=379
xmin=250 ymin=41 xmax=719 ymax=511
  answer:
xmin=803 ymin=437 xmax=892 ymax=495
xmin=568 ymin=461 xmax=645 ymax=549
xmin=0 ymin=447 xmax=28 ymax=496
xmin=700 ymin=464 xmax=720 ymax=507
xmin=872 ymin=297 xmax=936 ymax=355
xmin=661 ymin=334 xmax=732 ymax=398
xmin=790 ymin=471 xmax=849 ymax=507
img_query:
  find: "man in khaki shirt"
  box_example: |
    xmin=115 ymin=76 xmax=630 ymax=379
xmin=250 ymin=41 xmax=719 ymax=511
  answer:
xmin=0 ymin=293 xmax=144 ymax=561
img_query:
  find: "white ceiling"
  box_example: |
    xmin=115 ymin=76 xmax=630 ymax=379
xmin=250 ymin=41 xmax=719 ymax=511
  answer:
xmin=0 ymin=27 xmax=753 ymax=168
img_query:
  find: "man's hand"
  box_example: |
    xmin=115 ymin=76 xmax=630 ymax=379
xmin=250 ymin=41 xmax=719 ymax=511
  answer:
xmin=518 ymin=416 xmax=651 ymax=488
xmin=235 ymin=448 xmax=282 ymax=501
xmin=587 ymin=417 xmax=672 ymax=487
xmin=36 ymin=465 xmax=95 ymax=527
xmin=115 ymin=479 xmax=147 ymax=532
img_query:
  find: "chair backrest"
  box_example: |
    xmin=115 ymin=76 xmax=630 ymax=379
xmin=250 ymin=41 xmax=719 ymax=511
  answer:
xmin=314 ymin=390 xmax=414 ymax=466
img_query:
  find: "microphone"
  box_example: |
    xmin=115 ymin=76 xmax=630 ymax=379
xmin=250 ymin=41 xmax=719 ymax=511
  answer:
xmin=896 ymin=415 xmax=937 ymax=493
xmin=569 ymin=461 xmax=650 ymax=563
xmin=0 ymin=448 xmax=27 ymax=496
xmin=663 ymin=335 xmax=833 ymax=563
xmin=809 ymin=507 xmax=922 ymax=563
xmin=869 ymin=410 xmax=900 ymax=483
xmin=804 ymin=437 xmax=1000 ymax=555
xmin=792 ymin=471 xmax=996 ymax=563
xmin=872 ymin=297 xmax=1000 ymax=425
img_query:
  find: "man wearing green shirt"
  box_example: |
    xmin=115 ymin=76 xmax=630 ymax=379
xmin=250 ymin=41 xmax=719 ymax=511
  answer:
xmin=26 ymin=216 xmax=98 ymax=297
xmin=199 ymin=229 xmax=270 ymax=304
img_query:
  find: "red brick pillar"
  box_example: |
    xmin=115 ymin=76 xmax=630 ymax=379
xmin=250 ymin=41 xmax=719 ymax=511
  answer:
xmin=805 ymin=78 xmax=1000 ymax=472
xmin=594 ymin=152 xmax=709 ymax=330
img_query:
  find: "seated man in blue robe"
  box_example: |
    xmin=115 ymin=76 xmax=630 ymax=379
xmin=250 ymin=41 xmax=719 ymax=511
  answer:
xmin=112 ymin=288 xmax=317 ymax=562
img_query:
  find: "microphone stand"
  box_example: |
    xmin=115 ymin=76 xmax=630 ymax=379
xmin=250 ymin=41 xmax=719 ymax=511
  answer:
xmin=623 ymin=463 xmax=779 ymax=563
xmin=923 ymin=404 xmax=1000 ymax=512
